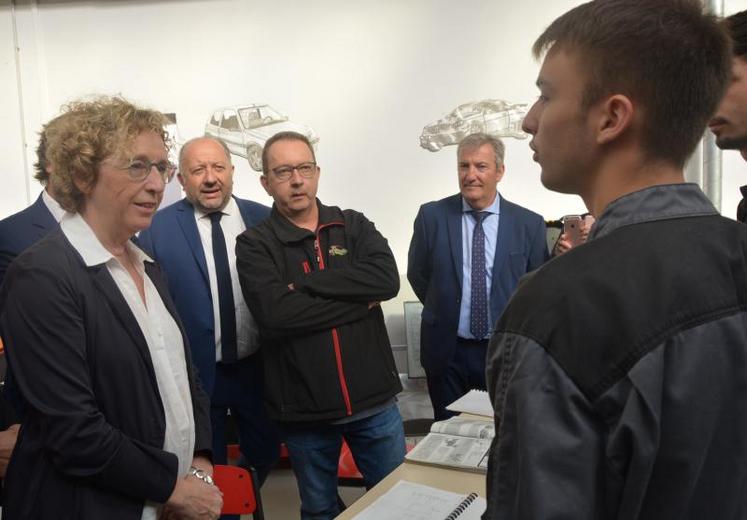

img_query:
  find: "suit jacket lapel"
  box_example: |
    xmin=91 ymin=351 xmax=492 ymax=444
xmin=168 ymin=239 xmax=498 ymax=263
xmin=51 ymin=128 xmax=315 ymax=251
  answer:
xmin=175 ymin=199 xmax=210 ymax=285
xmin=90 ymin=265 xmax=158 ymax=387
xmin=236 ymin=196 xmax=252 ymax=227
xmin=492 ymin=194 xmax=510 ymax=289
xmin=447 ymin=195 xmax=463 ymax=289
xmin=30 ymin=194 xmax=58 ymax=240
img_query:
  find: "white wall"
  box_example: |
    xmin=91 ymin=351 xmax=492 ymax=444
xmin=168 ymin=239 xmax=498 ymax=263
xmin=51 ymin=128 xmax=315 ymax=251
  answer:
xmin=2 ymin=0 xmax=596 ymax=255
xmin=2 ymin=0 xmax=747 ymax=352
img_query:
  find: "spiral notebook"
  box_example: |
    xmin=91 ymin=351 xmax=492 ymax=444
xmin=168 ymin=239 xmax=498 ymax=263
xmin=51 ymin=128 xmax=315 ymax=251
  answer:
xmin=351 ymin=480 xmax=486 ymax=520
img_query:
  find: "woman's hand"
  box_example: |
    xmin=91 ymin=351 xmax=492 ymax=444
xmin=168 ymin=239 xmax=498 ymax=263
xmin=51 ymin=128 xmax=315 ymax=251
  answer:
xmin=160 ymin=469 xmax=223 ymax=520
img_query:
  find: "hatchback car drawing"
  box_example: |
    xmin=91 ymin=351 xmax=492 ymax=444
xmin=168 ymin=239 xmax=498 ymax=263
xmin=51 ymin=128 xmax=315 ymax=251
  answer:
xmin=420 ymin=99 xmax=528 ymax=152
xmin=205 ymin=104 xmax=319 ymax=171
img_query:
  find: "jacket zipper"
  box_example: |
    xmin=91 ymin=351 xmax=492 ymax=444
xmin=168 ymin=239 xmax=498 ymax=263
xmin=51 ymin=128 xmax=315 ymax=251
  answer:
xmin=314 ymin=222 xmax=352 ymax=416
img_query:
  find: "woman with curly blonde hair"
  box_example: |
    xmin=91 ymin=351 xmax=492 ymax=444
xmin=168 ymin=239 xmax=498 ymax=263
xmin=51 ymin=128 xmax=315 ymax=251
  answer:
xmin=0 ymin=96 xmax=222 ymax=520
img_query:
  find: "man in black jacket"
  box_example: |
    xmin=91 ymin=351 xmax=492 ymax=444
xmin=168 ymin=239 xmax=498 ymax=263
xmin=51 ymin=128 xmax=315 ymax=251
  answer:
xmin=484 ymin=1 xmax=746 ymax=519
xmin=236 ymin=131 xmax=404 ymax=520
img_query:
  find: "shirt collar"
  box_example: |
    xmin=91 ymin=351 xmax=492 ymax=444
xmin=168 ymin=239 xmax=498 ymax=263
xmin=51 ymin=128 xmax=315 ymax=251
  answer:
xmin=60 ymin=212 xmax=154 ymax=267
xmin=462 ymin=193 xmax=501 ymax=215
xmin=269 ymin=199 xmax=345 ymax=244
xmin=41 ymin=189 xmax=69 ymax=223
xmin=195 ymin=195 xmax=237 ymax=220
xmin=590 ymin=183 xmax=718 ymax=241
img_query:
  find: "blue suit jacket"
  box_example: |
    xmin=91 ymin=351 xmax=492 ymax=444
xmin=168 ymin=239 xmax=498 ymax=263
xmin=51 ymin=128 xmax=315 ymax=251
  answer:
xmin=137 ymin=197 xmax=270 ymax=394
xmin=407 ymin=193 xmax=548 ymax=374
xmin=0 ymin=193 xmax=57 ymax=289
xmin=0 ymin=193 xmax=58 ymax=430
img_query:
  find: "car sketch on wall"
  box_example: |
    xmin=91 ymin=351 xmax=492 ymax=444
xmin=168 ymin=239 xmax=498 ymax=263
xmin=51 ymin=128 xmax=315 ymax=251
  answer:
xmin=205 ymin=104 xmax=319 ymax=171
xmin=420 ymin=99 xmax=528 ymax=152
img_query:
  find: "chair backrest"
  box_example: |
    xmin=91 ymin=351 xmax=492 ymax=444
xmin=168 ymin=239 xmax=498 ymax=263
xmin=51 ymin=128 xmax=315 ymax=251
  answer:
xmin=213 ymin=464 xmax=264 ymax=519
xmin=337 ymin=440 xmax=363 ymax=481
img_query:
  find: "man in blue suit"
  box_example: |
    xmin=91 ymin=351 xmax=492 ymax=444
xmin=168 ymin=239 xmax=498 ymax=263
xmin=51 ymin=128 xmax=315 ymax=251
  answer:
xmin=407 ymin=133 xmax=548 ymax=420
xmin=138 ymin=137 xmax=279 ymax=487
xmin=0 ymin=115 xmax=70 ymax=492
xmin=0 ymin=120 xmax=68 ymax=289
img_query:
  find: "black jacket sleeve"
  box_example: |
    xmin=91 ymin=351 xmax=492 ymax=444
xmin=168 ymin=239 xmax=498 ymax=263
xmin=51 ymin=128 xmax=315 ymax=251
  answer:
xmin=236 ymin=230 xmax=371 ymax=339
xmin=292 ymin=212 xmax=400 ymax=303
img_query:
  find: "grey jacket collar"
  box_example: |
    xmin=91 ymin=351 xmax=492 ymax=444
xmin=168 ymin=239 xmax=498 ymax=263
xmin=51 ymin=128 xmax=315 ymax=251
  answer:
xmin=590 ymin=183 xmax=718 ymax=241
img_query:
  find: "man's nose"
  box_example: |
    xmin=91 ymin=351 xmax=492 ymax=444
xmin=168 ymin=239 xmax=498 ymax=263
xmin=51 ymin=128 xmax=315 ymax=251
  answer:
xmin=289 ymin=169 xmax=304 ymax=185
xmin=204 ymin=167 xmax=218 ymax=183
xmin=522 ymin=103 xmax=539 ymax=134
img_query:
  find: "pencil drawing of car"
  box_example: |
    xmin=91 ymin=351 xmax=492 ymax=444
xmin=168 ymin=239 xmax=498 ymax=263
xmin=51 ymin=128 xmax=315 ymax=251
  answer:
xmin=419 ymin=99 xmax=528 ymax=152
xmin=205 ymin=104 xmax=319 ymax=171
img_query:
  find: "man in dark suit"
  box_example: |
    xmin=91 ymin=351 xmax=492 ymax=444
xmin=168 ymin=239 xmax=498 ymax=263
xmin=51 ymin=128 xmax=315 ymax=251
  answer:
xmin=138 ymin=137 xmax=279 ymax=486
xmin=407 ymin=133 xmax=548 ymax=420
xmin=0 ymin=118 xmax=68 ymax=288
xmin=0 ymin=115 xmax=70 ymax=482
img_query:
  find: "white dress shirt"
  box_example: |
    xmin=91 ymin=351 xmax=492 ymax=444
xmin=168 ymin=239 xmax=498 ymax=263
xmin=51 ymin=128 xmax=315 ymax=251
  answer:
xmin=193 ymin=197 xmax=259 ymax=362
xmin=61 ymin=213 xmax=195 ymax=520
xmin=41 ymin=189 xmax=69 ymax=223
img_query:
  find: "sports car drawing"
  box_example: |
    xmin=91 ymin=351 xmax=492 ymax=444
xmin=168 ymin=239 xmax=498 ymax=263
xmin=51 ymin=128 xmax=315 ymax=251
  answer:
xmin=420 ymin=99 xmax=528 ymax=152
xmin=205 ymin=104 xmax=319 ymax=171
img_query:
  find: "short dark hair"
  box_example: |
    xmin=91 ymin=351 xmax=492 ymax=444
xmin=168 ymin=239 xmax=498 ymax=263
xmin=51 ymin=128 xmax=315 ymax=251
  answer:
xmin=33 ymin=129 xmax=50 ymax=185
xmin=33 ymin=112 xmax=71 ymax=185
xmin=261 ymin=131 xmax=316 ymax=174
xmin=533 ymin=0 xmax=731 ymax=168
xmin=725 ymin=10 xmax=747 ymax=58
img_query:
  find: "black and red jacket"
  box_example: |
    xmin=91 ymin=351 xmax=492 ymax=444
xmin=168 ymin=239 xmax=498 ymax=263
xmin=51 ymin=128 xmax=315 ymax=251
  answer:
xmin=236 ymin=200 xmax=402 ymax=422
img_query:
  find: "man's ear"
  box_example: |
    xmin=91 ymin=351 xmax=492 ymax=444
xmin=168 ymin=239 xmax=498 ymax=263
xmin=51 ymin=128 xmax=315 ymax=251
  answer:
xmin=177 ymin=172 xmax=186 ymax=188
xmin=595 ymin=94 xmax=634 ymax=145
xmin=259 ymin=174 xmax=272 ymax=196
xmin=495 ymin=164 xmax=505 ymax=183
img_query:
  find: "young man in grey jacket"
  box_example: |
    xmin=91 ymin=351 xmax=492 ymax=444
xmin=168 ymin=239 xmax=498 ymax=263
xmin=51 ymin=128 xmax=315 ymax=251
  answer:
xmin=484 ymin=1 xmax=746 ymax=519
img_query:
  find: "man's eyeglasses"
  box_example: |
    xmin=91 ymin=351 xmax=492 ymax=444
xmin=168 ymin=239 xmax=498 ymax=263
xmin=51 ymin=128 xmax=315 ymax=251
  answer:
xmin=270 ymin=162 xmax=317 ymax=182
xmin=119 ymin=159 xmax=177 ymax=183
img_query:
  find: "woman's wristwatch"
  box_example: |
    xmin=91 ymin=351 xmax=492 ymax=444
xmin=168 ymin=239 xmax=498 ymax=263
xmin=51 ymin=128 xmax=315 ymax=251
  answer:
xmin=188 ymin=466 xmax=214 ymax=486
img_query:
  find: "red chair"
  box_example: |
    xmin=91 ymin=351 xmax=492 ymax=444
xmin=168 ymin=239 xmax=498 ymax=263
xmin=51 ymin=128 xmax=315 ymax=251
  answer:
xmin=337 ymin=440 xmax=363 ymax=486
xmin=213 ymin=464 xmax=264 ymax=519
xmin=226 ymin=443 xmax=241 ymax=462
xmin=337 ymin=439 xmax=416 ymax=487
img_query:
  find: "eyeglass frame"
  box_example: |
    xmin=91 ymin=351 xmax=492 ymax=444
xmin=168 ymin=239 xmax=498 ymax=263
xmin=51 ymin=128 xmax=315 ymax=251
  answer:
xmin=116 ymin=158 xmax=177 ymax=184
xmin=268 ymin=161 xmax=318 ymax=182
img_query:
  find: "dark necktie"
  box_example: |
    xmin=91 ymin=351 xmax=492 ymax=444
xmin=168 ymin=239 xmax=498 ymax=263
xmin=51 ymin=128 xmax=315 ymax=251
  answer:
xmin=209 ymin=212 xmax=237 ymax=363
xmin=470 ymin=211 xmax=489 ymax=339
